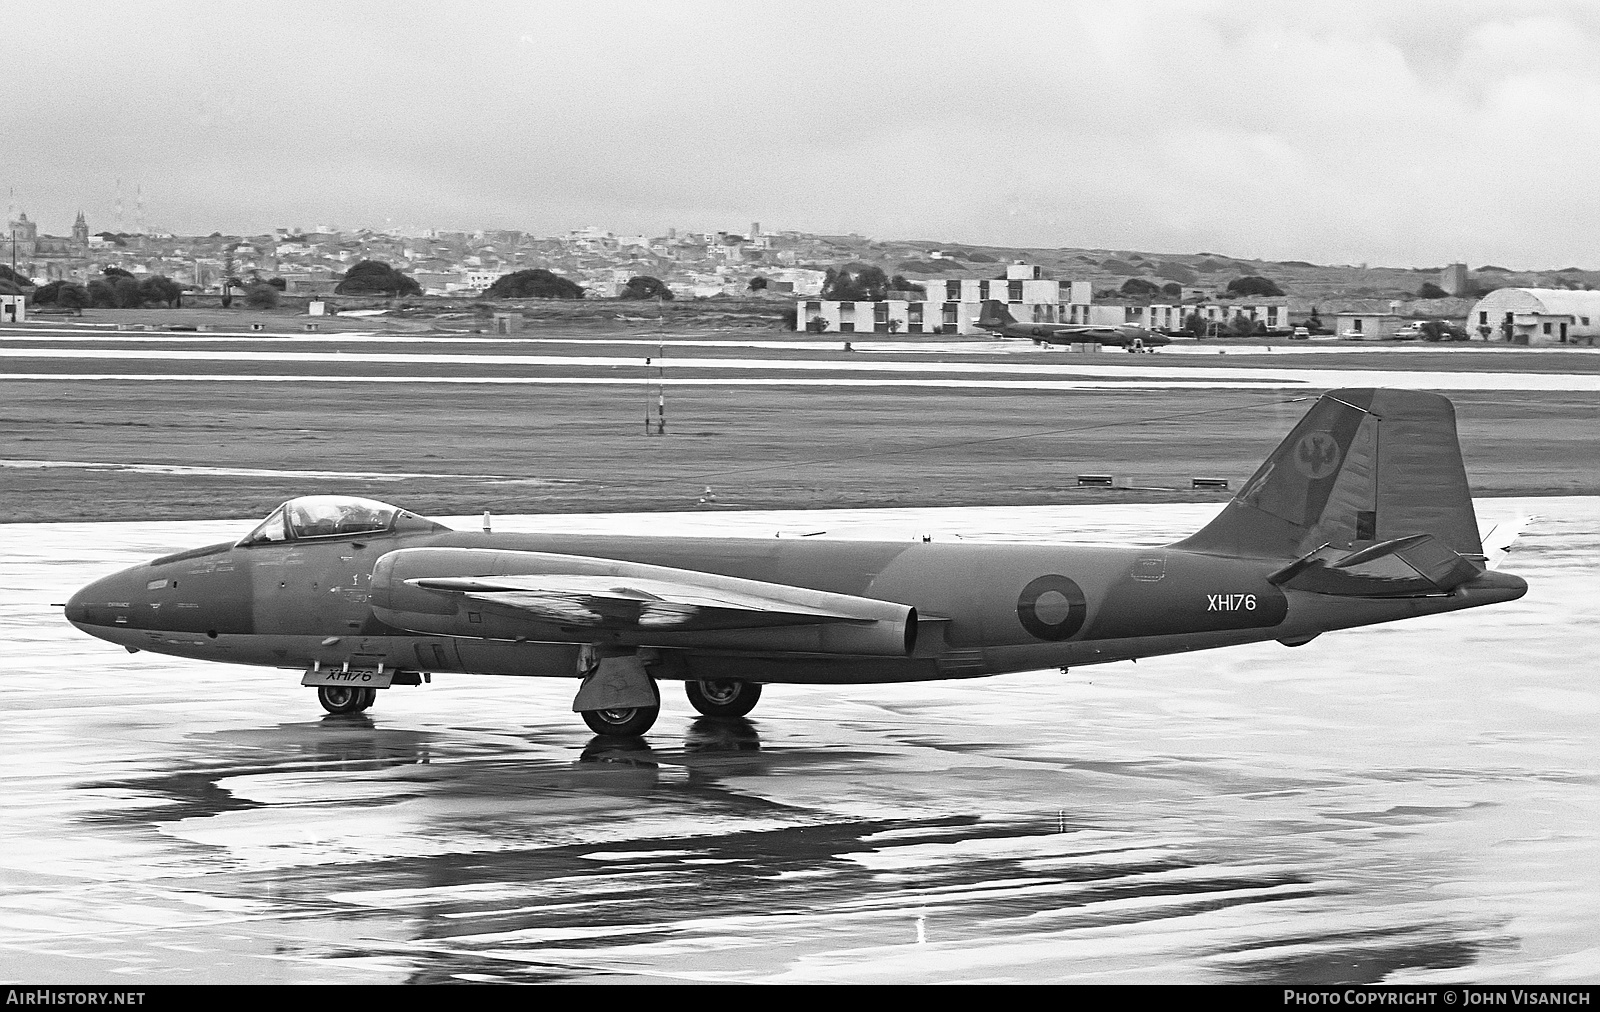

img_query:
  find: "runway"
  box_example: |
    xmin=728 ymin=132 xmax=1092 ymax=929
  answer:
xmin=1 ymin=360 xmax=1597 ymax=391
xmin=2 ymin=498 xmax=1596 ymax=983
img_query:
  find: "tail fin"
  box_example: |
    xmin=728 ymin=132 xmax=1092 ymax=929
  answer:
xmin=1177 ymin=389 xmax=1482 ymax=561
xmin=977 ymin=299 xmax=1015 ymax=330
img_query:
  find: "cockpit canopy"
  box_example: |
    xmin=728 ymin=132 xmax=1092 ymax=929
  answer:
xmin=238 ymin=496 xmax=448 ymax=546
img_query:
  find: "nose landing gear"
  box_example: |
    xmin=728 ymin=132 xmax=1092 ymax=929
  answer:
xmin=317 ymin=684 xmax=375 ymax=714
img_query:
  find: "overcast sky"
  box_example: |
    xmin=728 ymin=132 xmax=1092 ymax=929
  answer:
xmin=4 ymin=0 xmax=1598 ymax=268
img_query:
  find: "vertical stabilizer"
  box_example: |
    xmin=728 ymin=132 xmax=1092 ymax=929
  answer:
xmin=1177 ymin=389 xmax=1482 ymax=560
xmin=978 ymin=300 xmax=1015 ymax=329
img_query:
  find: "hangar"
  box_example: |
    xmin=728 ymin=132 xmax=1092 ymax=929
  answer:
xmin=1468 ymin=288 xmax=1600 ymax=346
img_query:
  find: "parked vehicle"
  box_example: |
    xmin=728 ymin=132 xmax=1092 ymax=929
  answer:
xmin=1292 ymin=327 xmax=1310 ymax=340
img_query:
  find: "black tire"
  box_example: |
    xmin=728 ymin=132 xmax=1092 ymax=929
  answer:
xmin=685 ymin=679 xmax=761 ymax=718
xmin=318 ymin=684 xmax=365 ymax=715
xmin=356 ymin=687 xmax=377 ymax=711
xmin=581 ymin=704 xmax=660 ymax=737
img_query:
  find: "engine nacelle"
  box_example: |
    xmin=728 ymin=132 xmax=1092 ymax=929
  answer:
xmin=369 ymin=547 xmax=919 ymax=657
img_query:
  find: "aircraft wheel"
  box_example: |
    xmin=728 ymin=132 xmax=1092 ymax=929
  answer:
xmin=317 ymin=684 xmax=365 ymax=715
xmin=356 ymin=687 xmax=377 ymax=711
xmin=581 ymin=704 xmax=659 ymax=737
xmin=685 ymin=679 xmax=761 ymax=718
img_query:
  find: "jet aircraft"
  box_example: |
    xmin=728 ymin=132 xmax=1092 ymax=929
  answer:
xmin=66 ymin=389 xmax=1525 ymax=737
xmin=976 ymin=299 xmax=1171 ymax=349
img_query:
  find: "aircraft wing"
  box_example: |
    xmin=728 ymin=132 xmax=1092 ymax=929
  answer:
xmin=372 ymin=548 xmax=920 ymax=656
xmin=408 ymin=573 xmax=872 ymax=630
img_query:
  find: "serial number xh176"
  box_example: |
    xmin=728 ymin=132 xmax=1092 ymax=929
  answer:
xmin=66 ymin=389 xmax=1527 ymax=737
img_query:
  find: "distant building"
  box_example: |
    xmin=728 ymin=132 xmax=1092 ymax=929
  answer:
xmin=800 ymin=264 xmax=1092 ymax=334
xmin=1334 ymin=311 xmax=1404 ymax=341
xmin=1467 ymin=287 xmax=1600 ymax=345
xmin=459 ymin=270 xmax=509 ymax=292
xmin=1 ymin=294 xmax=24 ymax=323
xmin=1440 ymin=263 xmax=1469 ymax=296
xmin=773 ymin=267 xmax=826 ymax=296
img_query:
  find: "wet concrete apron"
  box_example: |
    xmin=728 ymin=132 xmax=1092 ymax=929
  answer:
xmin=2 ymin=500 xmax=1595 ymax=983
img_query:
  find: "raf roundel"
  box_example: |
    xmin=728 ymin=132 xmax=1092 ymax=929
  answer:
xmin=1016 ymin=575 xmax=1088 ymax=641
xmin=1292 ymin=430 xmax=1342 ymax=480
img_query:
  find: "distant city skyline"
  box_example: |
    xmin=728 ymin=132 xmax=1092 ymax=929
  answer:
xmin=7 ymin=1 xmax=1600 ymax=271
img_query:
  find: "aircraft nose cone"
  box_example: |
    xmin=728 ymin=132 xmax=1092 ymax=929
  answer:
xmin=63 ymin=583 xmax=89 ymax=624
xmin=65 ymin=566 xmax=146 ymax=630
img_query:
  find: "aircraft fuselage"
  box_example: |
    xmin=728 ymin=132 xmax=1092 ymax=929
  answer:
xmin=66 ymin=526 xmax=1523 ymax=687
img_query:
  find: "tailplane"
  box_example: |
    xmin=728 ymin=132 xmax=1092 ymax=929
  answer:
xmin=1177 ymin=389 xmax=1483 ymax=562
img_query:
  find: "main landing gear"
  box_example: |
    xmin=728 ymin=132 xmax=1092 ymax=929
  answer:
xmin=581 ymin=701 xmax=660 ymax=737
xmin=318 ymin=685 xmax=375 ymax=715
xmin=573 ymin=651 xmax=767 ymax=738
xmin=685 ymin=679 xmax=762 ymax=718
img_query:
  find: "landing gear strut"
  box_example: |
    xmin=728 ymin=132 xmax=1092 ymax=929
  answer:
xmin=317 ymin=685 xmax=375 ymax=714
xmin=685 ymin=679 xmax=761 ymax=718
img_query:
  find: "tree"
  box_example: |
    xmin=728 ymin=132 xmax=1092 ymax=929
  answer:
xmin=747 ymin=276 xmax=768 ymax=291
xmin=1161 ymin=282 xmax=1183 ymax=298
xmin=889 ymin=274 xmax=925 ymax=296
xmin=1420 ymin=320 xmax=1468 ymax=342
xmin=112 ymin=276 xmax=143 ymax=308
xmin=138 ymin=275 xmax=181 ymax=307
xmin=1306 ymin=305 xmax=1324 ymax=332
xmin=482 ymin=269 xmax=585 ymax=299
xmin=266 ymin=277 xmax=287 ymax=291
xmin=31 ymin=280 xmax=64 ymax=305
xmin=821 ymin=266 xmax=889 ymax=301
xmin=620 ymin=276 xmax=673 ymax=300
xmin=1185 ymin=312 xmax=1209 ymax=336
xmin=334 ymin=260 xmax=422 ymax=296
xmin=56 ymin=283 xmax=88 ymax=313
xmin=1231 ymin=314 xmax=1259 ymax=336
xmin=1226 ymin=275 xmax=1285 ymax=298
xmin=103 ymin=266 xmax=135 ymax=281
xmin=1119 ymin=277 xmax=1162 ymax=299
xmin=1417 ymin=282 xmax=1449 ymax=299
xmin=244 ymin=283 xmax=280 ymax=309
xmin=87 ymin=279 xmax=119 ymax=308
xmin=855 ymin=266 xmax=890 ymax=300
xmin=0 ymin=265 xmax=32 ymax=289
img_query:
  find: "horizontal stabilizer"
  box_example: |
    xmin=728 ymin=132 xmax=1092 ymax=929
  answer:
xmin=1268 ymin=533 xmax=1483 ymax=598
xmin=1480 ymin=515 xmax=1535 ymax=570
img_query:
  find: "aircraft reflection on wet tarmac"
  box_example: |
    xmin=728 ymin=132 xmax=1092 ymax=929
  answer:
xmin=3 ymin=498 xmax=1598 ymax=984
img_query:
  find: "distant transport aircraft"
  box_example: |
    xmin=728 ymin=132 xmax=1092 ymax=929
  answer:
xmin=976 ymin=299 xmax=1171 ymax=349
xmin=66 ymin=389 xmax=1525 ymax=737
